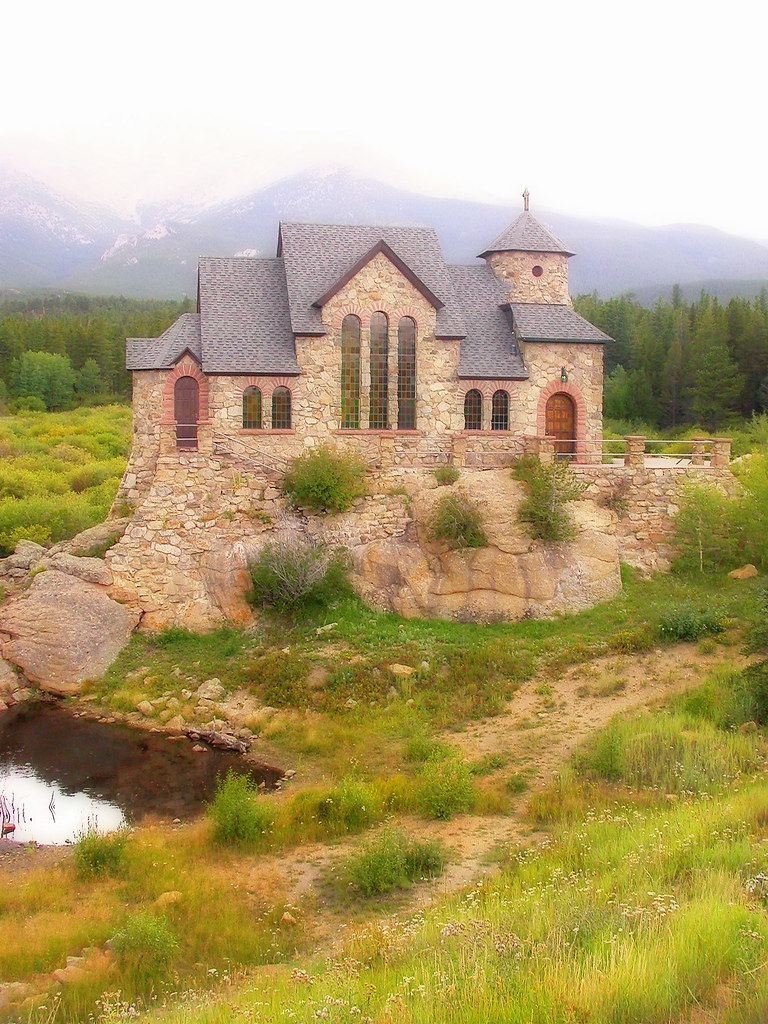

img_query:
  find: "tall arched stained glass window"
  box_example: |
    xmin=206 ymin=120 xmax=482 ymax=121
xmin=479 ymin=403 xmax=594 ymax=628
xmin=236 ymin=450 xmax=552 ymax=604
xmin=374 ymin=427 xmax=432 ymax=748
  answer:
xmin=397 ymin=317 xmax=416 ymax=430
xmin=242 ymin=386 xmax=262 ymax=429
xmin=341 ymin=315 xmax=361 ymax=429
xmin=491 ymin=390 xmax=509 ymax=430
xmin=464 ymin=389 xmax=482 ymax=431
xmin=369 ymin=311 xmax=389 ymax=429
xmin=272 ymin=387 xmax=291 ymax=430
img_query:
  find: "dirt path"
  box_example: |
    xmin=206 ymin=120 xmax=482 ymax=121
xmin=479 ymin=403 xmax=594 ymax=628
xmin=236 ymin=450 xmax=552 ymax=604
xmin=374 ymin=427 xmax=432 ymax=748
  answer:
xmin=263 ymin=641 xmax=754 ymax=937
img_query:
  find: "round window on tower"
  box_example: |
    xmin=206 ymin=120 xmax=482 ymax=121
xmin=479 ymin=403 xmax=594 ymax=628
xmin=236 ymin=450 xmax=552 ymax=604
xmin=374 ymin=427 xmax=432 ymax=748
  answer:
xmin=532 ymin=265 xmax=544 ymax=278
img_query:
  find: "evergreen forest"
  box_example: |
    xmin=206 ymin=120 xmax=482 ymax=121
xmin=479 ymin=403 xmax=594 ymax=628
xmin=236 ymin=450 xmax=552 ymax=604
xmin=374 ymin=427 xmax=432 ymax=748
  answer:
xmin=575 ymin=287 xmax=768 ymax=430
xmin=0 ymin=294 xmax=193 ymax=411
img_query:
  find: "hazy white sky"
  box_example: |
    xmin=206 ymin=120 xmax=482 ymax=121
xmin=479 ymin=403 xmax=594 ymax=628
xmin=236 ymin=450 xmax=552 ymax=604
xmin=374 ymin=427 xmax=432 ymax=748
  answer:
xmin=3 ymin=0 xmax=767 ymax=239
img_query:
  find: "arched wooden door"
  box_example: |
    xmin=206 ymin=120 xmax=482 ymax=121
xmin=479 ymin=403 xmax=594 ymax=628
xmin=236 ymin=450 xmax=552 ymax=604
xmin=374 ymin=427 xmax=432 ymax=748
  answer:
xmin=545 ymin=392 xmax=575 ymax=456
xmin=174 ymin=376 xmax=199 ymax=449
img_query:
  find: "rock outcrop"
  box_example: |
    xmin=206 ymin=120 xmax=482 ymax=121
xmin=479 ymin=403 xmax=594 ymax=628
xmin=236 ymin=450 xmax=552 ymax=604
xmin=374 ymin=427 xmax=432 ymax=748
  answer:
xmin=0 ymin=570 xmax=140 ymax=695
xmin=353 ymin=471 xmax=621 ymax=620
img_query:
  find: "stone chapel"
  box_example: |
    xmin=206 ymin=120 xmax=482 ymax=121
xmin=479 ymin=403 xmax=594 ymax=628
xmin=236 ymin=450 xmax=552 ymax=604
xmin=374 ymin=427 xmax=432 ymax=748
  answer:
xmin=124 ymin=196 xmax=610 ymax=492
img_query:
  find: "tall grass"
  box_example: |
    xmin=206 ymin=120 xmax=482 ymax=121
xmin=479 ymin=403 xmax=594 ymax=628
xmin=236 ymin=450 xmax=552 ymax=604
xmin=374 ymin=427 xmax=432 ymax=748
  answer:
xmin=574 ymin=711 xmax=761 ymax=793
xmin=148 ymin=781 xmax=768 ymax=1024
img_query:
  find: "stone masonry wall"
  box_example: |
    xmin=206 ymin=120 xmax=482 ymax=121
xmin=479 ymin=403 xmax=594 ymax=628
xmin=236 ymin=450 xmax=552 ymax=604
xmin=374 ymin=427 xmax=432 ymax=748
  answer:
xmin=112 ymin=371 xmax=165 ymax=511
xmin=106 ymin=449 xmax=412 ymax=630
xmin=485 ymin=251 xmax=571 ymax=305
xmin=572 ymin=463 xmax=739 ymax=573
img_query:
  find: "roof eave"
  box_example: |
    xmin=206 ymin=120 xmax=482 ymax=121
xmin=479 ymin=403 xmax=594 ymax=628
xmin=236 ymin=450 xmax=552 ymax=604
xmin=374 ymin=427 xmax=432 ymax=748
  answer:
xmin=477 ymin=246 xmax=576 ymax=259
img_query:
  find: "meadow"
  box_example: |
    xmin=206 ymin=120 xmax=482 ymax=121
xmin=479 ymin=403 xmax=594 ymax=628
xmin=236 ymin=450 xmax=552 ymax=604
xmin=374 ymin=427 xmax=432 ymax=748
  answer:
xmin=0 ymin=405 xmax=131 ymax=555
xmin=0 ymin=407 xmax=767 ymax=1022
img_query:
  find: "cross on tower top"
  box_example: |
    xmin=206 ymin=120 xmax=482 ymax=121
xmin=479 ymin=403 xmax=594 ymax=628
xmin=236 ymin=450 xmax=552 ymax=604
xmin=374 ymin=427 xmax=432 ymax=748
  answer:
xmin=523 ymin=187 xmax=530 ymax=212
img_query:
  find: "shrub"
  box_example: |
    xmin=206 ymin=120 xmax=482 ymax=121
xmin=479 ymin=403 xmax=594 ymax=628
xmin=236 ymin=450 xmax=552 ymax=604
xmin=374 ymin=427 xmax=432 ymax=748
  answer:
xmin=74 ymin=826 xmax=129 ymax=878
xmin=674 ymin=455 xmax=768 ymax=573
xmin=344 ymin=827 xmax=445 ymax=896
xmin=113 ymin=910 xmax=178 ymax=980
xmin=248 ymin=534 xmax=349 ymax=610
xmin=680 ymin=663 xmax=768 ymax=730
xmin=282 ymin=445 xmax=366 ymax=513
xmin=513 ymin=457 xmax=586 ymax=542
xmin=208 ymin=770 xmax=275 ymax=847
xmin=657 ymin=602 xmax=727 ymax=641
xmin=433 ymin=464 xmax=460 ymax=486
xmin=748 ymin=580 xmax=768 ymax=652
xmin=419 ymin=754 xmax=475 ymax=819
xmin=404 ymin=731 xmax=454 ymax=764
xmin=428 ymin=493 xmax=486 ymax=549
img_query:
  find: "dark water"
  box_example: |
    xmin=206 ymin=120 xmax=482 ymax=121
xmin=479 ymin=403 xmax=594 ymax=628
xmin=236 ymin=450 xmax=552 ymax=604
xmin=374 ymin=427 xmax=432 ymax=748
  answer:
xmin=0 ymin=702 xmax=282 ymax=845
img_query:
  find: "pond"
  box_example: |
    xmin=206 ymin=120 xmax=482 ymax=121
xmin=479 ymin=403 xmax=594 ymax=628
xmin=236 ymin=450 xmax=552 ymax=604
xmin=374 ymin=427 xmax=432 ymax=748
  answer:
xmin=0 ymin=701 xmax=281 ymax=845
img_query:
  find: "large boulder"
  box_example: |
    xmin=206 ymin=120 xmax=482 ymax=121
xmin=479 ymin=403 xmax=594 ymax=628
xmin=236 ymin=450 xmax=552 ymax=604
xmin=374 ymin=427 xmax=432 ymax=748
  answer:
xmin=40 ymin=552 xmax=113 ymax=586
xmin=352 ymin=470 xmax=621 ymax=621
xmin=0 ymin=570 xmax=140 ymax=695
xmin=48 ymin=518 xmax=130 ymax=558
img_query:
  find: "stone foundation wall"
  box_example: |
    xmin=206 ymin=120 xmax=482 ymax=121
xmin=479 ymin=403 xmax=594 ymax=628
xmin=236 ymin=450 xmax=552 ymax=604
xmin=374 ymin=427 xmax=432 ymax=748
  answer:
xmin=106 ymin=450 xmax=412 ymax=630
xmin=572 ymin=463 xmax=739 ymax=573
xmin=112 ymin=371 xmax=165 ymax=512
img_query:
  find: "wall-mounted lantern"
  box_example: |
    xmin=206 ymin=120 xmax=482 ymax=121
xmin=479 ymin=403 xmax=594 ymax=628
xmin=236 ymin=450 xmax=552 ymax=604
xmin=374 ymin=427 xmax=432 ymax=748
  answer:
xmin=560 ymin=367 xmax=568 ymax=383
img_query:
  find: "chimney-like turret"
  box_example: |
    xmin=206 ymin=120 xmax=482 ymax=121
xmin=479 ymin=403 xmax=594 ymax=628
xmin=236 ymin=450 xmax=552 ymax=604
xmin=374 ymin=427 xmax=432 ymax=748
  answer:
xmin=479 ymin=192 xmax=575 ymax=305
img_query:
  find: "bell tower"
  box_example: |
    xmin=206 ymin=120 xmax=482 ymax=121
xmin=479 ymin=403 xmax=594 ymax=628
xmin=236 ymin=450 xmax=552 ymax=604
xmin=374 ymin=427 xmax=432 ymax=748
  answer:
xmin=479 ymin=190 xmax=575 ymax=306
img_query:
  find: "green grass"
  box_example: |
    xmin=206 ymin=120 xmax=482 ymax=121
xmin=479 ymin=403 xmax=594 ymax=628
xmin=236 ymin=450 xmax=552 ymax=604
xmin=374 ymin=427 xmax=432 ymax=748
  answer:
xmin=0 ymin=406 xmax=130 ymax=554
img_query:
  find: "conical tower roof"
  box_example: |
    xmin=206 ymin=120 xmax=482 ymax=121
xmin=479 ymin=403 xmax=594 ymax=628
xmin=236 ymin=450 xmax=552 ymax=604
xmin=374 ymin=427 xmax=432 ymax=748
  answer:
xmin=479 ymin=210 xmax=575 ymax=258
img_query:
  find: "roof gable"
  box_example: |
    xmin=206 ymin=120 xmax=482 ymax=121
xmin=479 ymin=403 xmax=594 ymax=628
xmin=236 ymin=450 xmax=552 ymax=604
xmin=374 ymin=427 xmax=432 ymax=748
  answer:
xmin=312 ymin=239 xmax=445 ymax=311
xmin=278 ymin=222 xmax=466 ymax=338
xmin=126 ymin=313 xmax=202 ymax=370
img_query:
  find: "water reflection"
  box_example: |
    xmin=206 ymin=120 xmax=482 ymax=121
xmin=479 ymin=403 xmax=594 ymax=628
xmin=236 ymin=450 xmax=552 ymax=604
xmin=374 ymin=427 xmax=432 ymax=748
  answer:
xmin=0 ymin=701 xmax=282 ymax=845
xmin=0 ymin=768 xmax=124 ymax=845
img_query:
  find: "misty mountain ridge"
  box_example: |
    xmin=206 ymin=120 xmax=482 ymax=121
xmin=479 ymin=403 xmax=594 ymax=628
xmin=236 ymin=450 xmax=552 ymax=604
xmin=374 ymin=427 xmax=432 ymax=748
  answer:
xmin=1 ymin=165 xmax=767 ymax=303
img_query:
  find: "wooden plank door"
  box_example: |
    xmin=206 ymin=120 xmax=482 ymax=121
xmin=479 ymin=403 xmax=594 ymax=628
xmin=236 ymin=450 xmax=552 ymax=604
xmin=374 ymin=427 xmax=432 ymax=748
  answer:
xmin=174 ymin=376 xmax=199 ymax=449
xmin=545 ymin=393 xmax=575 ymax=456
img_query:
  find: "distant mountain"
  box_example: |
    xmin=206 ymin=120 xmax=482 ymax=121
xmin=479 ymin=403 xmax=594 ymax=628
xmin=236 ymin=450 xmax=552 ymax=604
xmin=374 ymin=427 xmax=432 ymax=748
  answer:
xmin=2 ymin=167 xmax=768 ymax=302
xmin=0 ymin=166 xmax=132 ymax=289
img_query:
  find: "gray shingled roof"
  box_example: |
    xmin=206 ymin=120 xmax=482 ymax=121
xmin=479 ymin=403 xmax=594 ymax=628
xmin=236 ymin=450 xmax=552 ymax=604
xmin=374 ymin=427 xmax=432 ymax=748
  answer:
xmin=510 ymin=303 xmax=612 ymax=343
xmin=126 ymin=313 xmax=202 ymax=370
xmin=278 ymin=222 xmax=466 ymax=339
xmin=479 ymin=211 xmax=575 ymax=257
xmin=198 ymin=257 xmax=298 ymax=373
xmin=450 ymin=266 xmax=529 ymax=379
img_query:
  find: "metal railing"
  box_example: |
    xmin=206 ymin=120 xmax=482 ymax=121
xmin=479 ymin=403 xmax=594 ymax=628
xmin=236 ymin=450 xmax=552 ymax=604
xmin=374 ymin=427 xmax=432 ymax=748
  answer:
xmin=539 ymin=437 xmax=726 ymax=468
xmin=211 ymin=430 xmax=289 ymax=475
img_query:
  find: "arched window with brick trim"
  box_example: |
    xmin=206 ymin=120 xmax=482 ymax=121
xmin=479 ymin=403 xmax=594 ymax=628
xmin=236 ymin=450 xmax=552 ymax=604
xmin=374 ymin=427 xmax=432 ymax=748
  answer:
xmin=397 ymin=316 xmax=416 ymax=430
xmin=464 ymin=389 xmax=482 ymax=431
xmin=174 ymin=375 xmax=199 ymax=448
xmin=369 ymin=311 xmax=389 ymax=429
xmin=242 ymin=386 xmax=262 ymax=429
xmin=272 ymin=386 xmax=291 ymax=430
xmin=341 ymin=314 xmax=361 ymax=429
xmin=491 ymin=390 xmax=509 ymax=431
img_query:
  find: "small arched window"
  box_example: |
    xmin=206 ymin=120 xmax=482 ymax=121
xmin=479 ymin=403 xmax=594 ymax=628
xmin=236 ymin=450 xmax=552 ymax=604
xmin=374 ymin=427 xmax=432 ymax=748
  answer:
xmin=464 ymin=389 xmax=482 ymax=431
xmin=369 ymin=311 xmax=389 ymax=429
xmin=242 ymin=386 xmax=262 ymax=429
xmin=397 ymin=317 xmax=416 ymax=430
xmin=491 ymin=390 xmax=509 ymax=431
xmin=341 ymin=314 xmax=361 ymax=429
xmin=272 ymin=386 xmax=291 ymax=430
